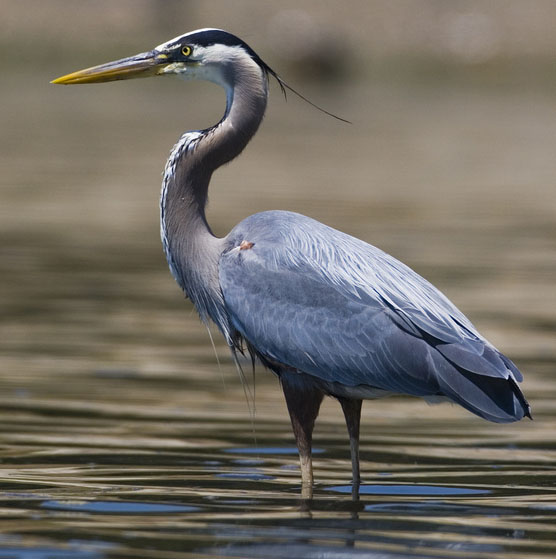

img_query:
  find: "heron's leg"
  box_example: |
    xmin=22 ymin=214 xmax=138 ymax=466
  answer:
xmin=338 ymin=397 xmax=362 ymax=485
xmin=280 ymin=372 xmax=324 ymax=486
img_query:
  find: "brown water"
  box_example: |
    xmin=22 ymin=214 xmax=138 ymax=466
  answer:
xmin=1 ymin=62 xmax=555 ymax=558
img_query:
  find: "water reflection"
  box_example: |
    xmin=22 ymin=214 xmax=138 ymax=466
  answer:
xmin=1 ymin=298 xmax=555 ymax=559
xmin=330 ymin=484 xmax=491 ymax=496
xmin=0 ymin=364 xmax=554 ymax=558
xmin=2 ymin=21 xmax=556 ymax=559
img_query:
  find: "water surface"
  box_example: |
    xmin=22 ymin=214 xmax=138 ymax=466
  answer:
xmin=1 ymin=45 xmax=556 ymax=559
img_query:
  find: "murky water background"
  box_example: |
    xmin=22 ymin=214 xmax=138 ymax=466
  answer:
xmin=2 ymin=10 xmax=556 ymax=558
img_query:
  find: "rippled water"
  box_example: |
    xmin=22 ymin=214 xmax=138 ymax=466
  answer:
xmin=1 ymin=55 xmax=556 ymax=558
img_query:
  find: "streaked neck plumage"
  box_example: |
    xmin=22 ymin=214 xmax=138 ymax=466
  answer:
xmin=160 ymin=49 xmax=269 ymax=338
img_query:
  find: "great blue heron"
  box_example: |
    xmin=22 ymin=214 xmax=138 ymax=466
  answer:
xmin=53 ymin=28 xmax=531 ymax=487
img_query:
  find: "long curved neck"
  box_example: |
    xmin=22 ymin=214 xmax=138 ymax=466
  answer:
xmin=160 ymin=58 xmax=268 ymax=334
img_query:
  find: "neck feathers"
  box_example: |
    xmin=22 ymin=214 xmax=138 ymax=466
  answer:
xmin=160 ymin=51 xmax=268 ymax=338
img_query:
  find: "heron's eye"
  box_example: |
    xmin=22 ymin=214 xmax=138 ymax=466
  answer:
xmin=181 ymin=45 xmax=192 ymax=57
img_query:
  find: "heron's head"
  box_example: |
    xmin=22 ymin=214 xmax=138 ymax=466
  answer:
xmin=52 ymin=28 xmax=347 ymax=122
xmin=52 ymin=28 xmax=273 ymax=88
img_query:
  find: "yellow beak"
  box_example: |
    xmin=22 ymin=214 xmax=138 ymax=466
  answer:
xmin=51 ymin=51 xmax=170 ymax=84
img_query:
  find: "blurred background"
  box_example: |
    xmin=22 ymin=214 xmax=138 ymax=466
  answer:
xmin=1 ymin=0 xmax=554 ymax=415
xmin=1 ymin=2 xmax=556 ymax=556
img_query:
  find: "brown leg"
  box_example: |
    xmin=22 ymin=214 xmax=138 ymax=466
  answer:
xmin=338 ymin=397 xmax=362 ymax=485
xmin=280 ymin=372 xmax=324 ymax=487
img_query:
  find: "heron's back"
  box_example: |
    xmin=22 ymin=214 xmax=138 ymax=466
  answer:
xmin=219 ymin=210 xmax=530 ymax=423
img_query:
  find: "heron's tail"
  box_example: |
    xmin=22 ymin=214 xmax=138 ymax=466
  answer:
xmin=436 ymin=359 xmax=532 ymax=423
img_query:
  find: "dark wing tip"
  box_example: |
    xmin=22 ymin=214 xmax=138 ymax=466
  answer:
xmin=509 ymin=376 xmax=533 ymax=420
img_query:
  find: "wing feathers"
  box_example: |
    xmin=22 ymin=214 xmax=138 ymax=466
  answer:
xmin=220 ymin=211 xmax=529 ymax=422
xmin=436 ymin=341 xmax=508 ymax=378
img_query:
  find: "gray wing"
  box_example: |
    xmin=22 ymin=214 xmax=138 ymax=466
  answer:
xmin=219 ymin=211 xmax=528 ymax=423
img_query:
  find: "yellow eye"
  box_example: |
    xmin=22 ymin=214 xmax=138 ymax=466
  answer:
xmin=181 ymin=45 xmax=192 ymax=57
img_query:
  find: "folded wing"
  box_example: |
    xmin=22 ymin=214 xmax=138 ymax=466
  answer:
xmin=219 ymin=211 xmax=530 ymax=423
